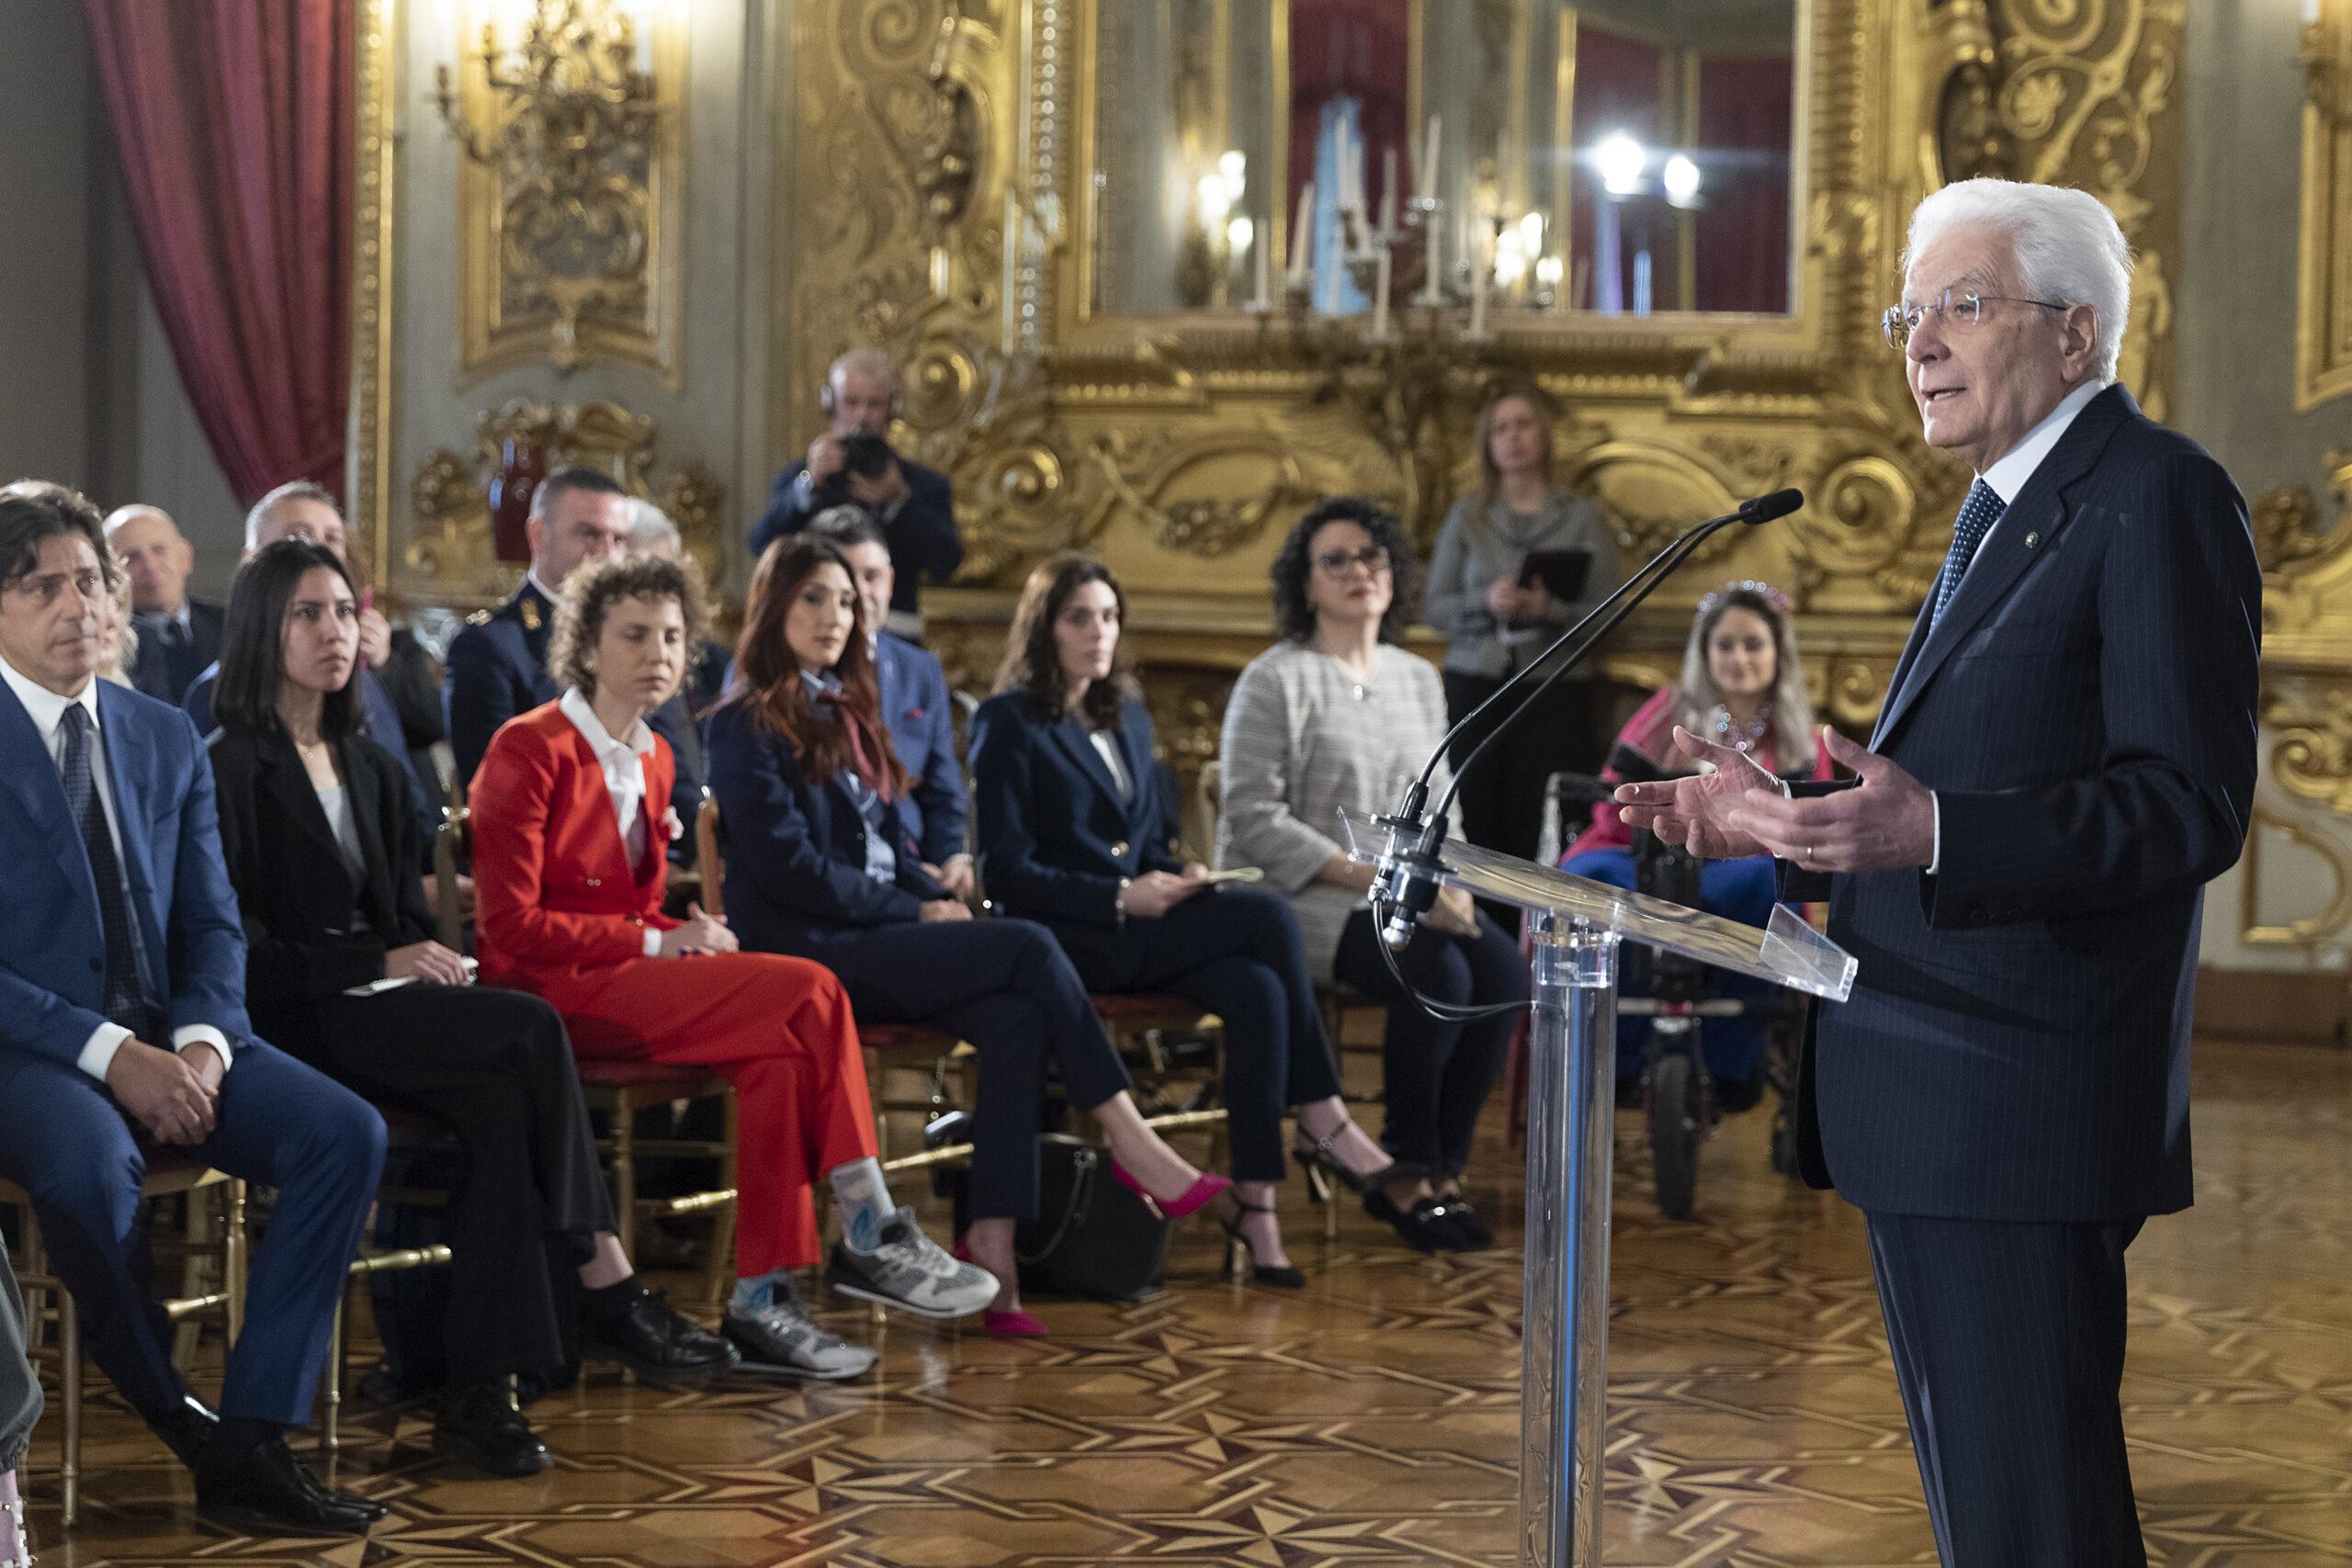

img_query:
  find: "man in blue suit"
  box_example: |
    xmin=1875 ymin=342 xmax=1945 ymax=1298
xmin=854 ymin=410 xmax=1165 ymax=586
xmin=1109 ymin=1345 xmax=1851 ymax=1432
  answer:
xmin=0 ymin=481 xmax=387 ymax=1534
xmin=809 ymin=506 xmax=973 ymax=897
xmin=442 ymin=466 xmax=705 ymax=863
xmin=1621 ymin=180 xmax=2261 ymax=1564
xmin=102 ymin=504 xmax=221 ymax=705
xmin=749 ymin=350 xmax=962 ymax=638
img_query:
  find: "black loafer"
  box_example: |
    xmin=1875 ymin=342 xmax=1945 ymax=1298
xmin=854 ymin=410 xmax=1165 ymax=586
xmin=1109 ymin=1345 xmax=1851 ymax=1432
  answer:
xmin=582 ymin=1280 xmax=741 ymax=1381
xmin=1436 ymin=1197 xmax=1495 ymax=1250
xmin=195 ymin=1435 xmax=386 ymax=1535
xmin=1363 ymin=1190 xmax=1456 ymax=1253
xmin=433 ymin=1380 xmax=551 ymax=1477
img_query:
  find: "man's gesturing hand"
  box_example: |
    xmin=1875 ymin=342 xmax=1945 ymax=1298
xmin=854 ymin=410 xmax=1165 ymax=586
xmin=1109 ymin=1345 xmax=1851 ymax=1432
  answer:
xmin=1722 ymin=728 xmax=1935 ymax=874
xmin=1611 ymin=726 xmax=1781 ymax=860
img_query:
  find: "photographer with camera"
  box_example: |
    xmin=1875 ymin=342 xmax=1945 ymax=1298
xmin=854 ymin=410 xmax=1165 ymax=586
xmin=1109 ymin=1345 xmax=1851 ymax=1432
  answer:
xmin=751 ymin=349 xmax=963 ymax=641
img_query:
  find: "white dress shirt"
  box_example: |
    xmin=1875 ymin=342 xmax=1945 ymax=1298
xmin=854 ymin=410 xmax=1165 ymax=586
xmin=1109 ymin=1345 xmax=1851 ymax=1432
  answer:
xmin=1090 ymin=730 xmax=1135 ymax=801
xmin=559 ymin=687 xmax=666 ymax=957
xmin=0 ymin=654 xmax=233 ymax=1081
xmin=1923 ymin=377 xmax=2109 ymax=873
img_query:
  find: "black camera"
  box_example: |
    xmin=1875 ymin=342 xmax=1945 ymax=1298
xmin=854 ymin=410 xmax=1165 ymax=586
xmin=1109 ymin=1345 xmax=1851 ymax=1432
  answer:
xmin=814 ymin=433 xmax=897 ymax=512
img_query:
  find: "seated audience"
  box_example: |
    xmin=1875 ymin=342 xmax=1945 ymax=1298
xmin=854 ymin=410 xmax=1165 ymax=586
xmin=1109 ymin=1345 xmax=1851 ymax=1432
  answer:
xmin=1422 ymin=389 xmax=1620 ymax=866
xmin=207 ymin=539 xmax=735 ymax=1477
xmin=0 ymin=480 xmax=386 ymax=1534
xmin=751 ymin=350 xmax=962 ymax=637
xmin=1219 ymin=499 xmax=1528 ymax=1253
xmin=468 ymin=553 xmax=993 ymax=1377
xmin=626 ymin=497 xmax=731 ymax=716
xmin=709 ymin=539 xmax=1225 ymax=1328
xmin=1559 ymin=580 xmax=1830 ymax=1100
xmin=182 ymin=482 xmax=444 ymax=847
xmin=972 ymin=553 xmax=1392 ymax=1284
xmin=103 ymin=503 xmax=220 ymax=704
xmin=1 ymin=1237 xmax=34 ymax=1568
xmin=806 ymin=505 xmax=972 ymax=897
xmin=445 ymin=467 xmax=703 ymax=864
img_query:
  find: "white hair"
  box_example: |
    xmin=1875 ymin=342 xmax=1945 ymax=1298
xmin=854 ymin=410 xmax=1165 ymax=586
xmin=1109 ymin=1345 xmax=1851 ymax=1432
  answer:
xmin=1901 ymin=178 xmax=2133 ymax=383
xmin=828 ymin=347 xmax=898 ymax=391
xmin=626 ymin=498 xmax=682 ymax=558
xmin=243 ymin=479 xmax=336 ymax=549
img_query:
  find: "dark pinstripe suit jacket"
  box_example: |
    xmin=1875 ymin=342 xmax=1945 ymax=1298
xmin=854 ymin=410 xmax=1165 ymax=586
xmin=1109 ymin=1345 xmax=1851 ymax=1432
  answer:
xmin=1786 ymin=384 xmax=2260 ymax=1223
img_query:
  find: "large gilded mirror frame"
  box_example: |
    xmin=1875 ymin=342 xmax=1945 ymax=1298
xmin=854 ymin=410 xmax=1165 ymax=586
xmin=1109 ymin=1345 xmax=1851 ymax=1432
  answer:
xmin=346 ymin=2 xmax=2189 ymax=797
xmin=762 ymin=0 xmax=2186 ymax=779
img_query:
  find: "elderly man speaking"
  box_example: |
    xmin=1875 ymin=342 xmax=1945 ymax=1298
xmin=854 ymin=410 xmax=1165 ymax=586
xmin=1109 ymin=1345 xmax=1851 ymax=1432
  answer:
xmin=1616 ymin=179 xmax=2259 ymax=1562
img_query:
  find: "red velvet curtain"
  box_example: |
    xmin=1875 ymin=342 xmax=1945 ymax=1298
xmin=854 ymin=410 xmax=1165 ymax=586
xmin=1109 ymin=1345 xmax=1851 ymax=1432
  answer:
xmin=84 ymin=0 xmax=354 ymax=507
xmin=1693 ymin=54 xmax=1793 ymax=313
xmin=1286 ymin=0 xmax=1411 ymax=223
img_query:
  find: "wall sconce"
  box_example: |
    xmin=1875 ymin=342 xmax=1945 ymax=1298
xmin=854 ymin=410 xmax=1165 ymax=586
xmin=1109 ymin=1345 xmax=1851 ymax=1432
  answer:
xmin=1181 ymin=150 xmax=1251 ymax=307
xmin=434 ymin=1 xmax=662 ymax=167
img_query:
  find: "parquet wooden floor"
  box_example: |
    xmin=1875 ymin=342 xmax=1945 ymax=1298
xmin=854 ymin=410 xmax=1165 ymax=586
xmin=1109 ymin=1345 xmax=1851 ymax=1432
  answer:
xmin=17 ymin=1035 xmax=2352 ymax=1566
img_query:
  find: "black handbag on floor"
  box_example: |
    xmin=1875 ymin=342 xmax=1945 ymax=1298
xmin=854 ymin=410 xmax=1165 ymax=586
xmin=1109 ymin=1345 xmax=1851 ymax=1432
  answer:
xmin=933 ymin=1119 xmax=1170 ymax=1302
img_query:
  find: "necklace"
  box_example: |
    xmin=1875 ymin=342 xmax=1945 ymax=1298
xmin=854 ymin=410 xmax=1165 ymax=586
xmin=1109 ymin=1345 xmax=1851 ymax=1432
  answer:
xmin=1711 ymin=702 xmax=1771 ymax=752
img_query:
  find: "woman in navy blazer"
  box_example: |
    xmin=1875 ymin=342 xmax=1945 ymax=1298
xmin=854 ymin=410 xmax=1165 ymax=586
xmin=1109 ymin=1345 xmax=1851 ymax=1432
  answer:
xmin=707 ymin=538 xmax=1227 ymax=1334
xmin=970 ymin=554 xmax=1408 ymax=1285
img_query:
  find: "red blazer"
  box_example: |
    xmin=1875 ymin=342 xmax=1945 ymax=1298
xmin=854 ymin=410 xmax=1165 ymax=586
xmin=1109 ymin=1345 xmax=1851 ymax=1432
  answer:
xmin=470 ymin=701 xmax=683 ymax=1006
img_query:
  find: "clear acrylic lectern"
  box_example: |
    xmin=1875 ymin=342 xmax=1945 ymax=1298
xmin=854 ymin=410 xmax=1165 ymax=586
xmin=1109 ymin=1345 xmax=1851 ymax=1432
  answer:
xmin=1339 ymin=808 xmax=1857 ymax=1568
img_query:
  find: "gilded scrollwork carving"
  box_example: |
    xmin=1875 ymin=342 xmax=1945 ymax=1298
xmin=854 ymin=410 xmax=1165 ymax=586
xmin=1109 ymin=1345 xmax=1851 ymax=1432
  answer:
xmin=2241 ymin=806 xmax=2352 ymax=946
xmin=2265 ymin=676 xmax=2352 ymax=816
xmin=406 ymin=398 xmax=725 ymax=603
xmin=2253 ymin=485 xmax=2328 ymax=574
xmin=439 ymin=0 xmax=685 ymax=384
xmin=2298 ymin=2 xmax=2352 ymax=410
xmin=1085 ymin=429 xmax=1317 ymax=558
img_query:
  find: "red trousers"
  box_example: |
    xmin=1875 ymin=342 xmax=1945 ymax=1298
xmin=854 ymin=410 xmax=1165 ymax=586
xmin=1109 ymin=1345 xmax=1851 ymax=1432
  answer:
xmin=545 ymin=953 xmax=876 ymax=1274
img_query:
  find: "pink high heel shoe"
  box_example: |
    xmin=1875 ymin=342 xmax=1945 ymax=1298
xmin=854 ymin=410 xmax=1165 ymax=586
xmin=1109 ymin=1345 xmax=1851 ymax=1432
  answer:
xmin=954 ymin=1237 xmax=1048 ymax=1337
xmin=1112 ymin=1163 xmax=1232 ymax=1219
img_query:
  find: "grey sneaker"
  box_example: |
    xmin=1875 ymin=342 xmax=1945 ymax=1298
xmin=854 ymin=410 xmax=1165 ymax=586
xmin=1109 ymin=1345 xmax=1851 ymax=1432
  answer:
xmin=830 ymin=1206 xmax=1000 ymax=1320
xmin=720 ymin=1280 xmax=877 ymax=1380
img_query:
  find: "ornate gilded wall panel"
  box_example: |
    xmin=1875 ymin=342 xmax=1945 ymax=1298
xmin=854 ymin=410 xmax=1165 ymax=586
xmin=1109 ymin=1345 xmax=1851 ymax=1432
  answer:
xmin=440 ymin=0 xmax=688 ymax=385
xmin=2300 ymin=0 xmax=2352 ymax=411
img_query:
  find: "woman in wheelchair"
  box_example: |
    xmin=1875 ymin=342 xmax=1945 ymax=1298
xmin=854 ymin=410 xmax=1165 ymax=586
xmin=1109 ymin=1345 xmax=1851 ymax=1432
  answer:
xmin=1557 ymin=579 xmax=1829 ymax=1106
xmin=707 ymin=537 xmax=1225 ymax=1333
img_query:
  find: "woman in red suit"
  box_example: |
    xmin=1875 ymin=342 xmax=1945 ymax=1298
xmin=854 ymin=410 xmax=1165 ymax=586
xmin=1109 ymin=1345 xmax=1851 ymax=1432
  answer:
xmin=469 ymin=554 xmax=994 ymax=1379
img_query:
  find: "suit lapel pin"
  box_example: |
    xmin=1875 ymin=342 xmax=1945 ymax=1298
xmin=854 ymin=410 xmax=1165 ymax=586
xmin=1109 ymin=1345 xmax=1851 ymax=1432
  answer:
xmin=2024 ymin=531 xmax=2041 ymax=548
xmin=521 ymin=598 xmax=543 ymax=632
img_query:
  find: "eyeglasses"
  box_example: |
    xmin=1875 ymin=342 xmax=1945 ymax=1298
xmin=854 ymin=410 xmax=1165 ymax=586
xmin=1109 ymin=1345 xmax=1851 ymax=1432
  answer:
xmin=1314 ymin=546 xmax=1391 ymax=575
xmin=1882 ymin=288 xmax=2069 ymax=350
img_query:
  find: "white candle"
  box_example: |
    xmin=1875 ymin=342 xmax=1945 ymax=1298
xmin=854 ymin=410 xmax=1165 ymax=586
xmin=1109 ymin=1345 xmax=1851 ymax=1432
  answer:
xmin=1253 ymin=218 xmax=1272 ymax=309
xmin=1001 ymin=189 xmax=1020 ymax=352
xmin=1371 ymin=243 xmax=1393 ymax=338
xmin=1468 ymin=231 xmax=1489 ymax=336
xmin=1419 ymin=217 xmax=1444 ymax=306
xmin=1422 ymin=116 xmax=1442 ymax=197
xmin=1288 ymin=179 xmax=1315 ymax=285
xmin=1380 ymin=147 xmax=1398 ymax=234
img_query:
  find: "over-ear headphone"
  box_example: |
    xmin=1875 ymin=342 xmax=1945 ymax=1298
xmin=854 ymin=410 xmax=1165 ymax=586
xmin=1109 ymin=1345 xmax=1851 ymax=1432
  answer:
xmin=818 ymin=364 xmax=903 ymax=422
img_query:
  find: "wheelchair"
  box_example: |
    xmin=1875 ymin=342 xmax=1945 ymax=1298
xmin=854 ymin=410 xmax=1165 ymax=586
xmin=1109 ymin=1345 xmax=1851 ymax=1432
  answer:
xmin=1543 ymin=772 xmax=1807 ymax=1220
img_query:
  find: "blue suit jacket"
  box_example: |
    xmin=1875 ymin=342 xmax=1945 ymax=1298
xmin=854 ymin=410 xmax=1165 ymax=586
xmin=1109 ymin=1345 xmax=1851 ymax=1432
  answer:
xmin=444 ymin=579 xmax=705 ymax=861
xmin=1786 ymin=385 xmax=2260 ymax=1224
xmin=875 ymin=633 xmax=967 ymax=865
xmin=704 ymin=698 xmax=944 ymax=956
xmin=748 ymin=457 xmax=963 ymax=616
xmin=968 ymin=691 xmax=1183 ymax=930
xmin=129 ymin=599 xmax=223 ymax=705
xmin=0 ymin=679 xmax=250 ymax=1078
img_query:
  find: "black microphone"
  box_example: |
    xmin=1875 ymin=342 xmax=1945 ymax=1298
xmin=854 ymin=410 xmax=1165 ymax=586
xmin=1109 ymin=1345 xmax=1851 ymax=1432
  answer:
xmin=1373 ymin=489 xmax=1804 ymax=949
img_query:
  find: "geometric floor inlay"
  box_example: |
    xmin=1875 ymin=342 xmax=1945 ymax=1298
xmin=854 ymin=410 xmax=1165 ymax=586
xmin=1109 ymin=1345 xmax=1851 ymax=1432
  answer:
xmin=19 ymin=1035 xmax=2352 ymax=1565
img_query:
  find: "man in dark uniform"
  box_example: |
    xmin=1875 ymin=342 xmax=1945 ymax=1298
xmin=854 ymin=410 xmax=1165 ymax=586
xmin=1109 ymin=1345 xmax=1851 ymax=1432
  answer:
xmin=443 ymin=466 xmax=705 ymax=864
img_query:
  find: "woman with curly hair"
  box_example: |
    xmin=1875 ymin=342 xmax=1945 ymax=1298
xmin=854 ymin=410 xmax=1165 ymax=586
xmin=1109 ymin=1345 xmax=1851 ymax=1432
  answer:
xmin=1218 ymin=498 xmax=1528 ymax=1252
xmin=970 ymin=553 xmax=1388 ymax=1288
xmin=469 ymin=553 xmax=990 ymax=1381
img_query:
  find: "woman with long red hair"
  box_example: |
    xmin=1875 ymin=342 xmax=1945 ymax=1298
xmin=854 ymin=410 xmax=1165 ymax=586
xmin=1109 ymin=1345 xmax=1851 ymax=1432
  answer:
xmin=468 ymin=553 xmax=992 ymax=1380
xmin=707 ymin=538 xmax=1225 ymax=1337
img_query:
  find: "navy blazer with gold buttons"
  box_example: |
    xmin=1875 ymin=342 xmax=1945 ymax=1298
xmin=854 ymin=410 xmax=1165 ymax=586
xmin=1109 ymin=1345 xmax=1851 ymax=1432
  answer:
xmin=968 ymin=690 xmax=1182 ymax=930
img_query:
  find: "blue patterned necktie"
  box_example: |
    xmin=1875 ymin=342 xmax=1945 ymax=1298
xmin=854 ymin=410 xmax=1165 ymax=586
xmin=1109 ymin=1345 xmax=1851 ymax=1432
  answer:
xmin=59 ymin=704 xmax=158 ymax=1040
xmin=1930 ymin=479 xmax=2007 ymax=630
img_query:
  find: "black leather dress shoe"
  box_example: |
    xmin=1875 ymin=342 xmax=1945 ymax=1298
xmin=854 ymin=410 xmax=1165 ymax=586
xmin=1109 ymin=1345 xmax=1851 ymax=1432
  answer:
xmin=582 ymin=1280 xmax=740 ymax=1381
xmin=1363 ymin=1190 xmax=1458 ymax=1253
xmin=195 ymin=1435 xmax=386 ymax=1535
xmin=433 ymin=1380 xmax=551 ymax=1477
xmin=148 ymin=1396 xmax=220 ymax=1469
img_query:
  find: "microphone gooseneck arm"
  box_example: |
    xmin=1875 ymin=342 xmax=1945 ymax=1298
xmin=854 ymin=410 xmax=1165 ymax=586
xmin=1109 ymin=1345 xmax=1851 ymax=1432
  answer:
xmin=1367 ymin=488 xmax=1803 ymax=971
